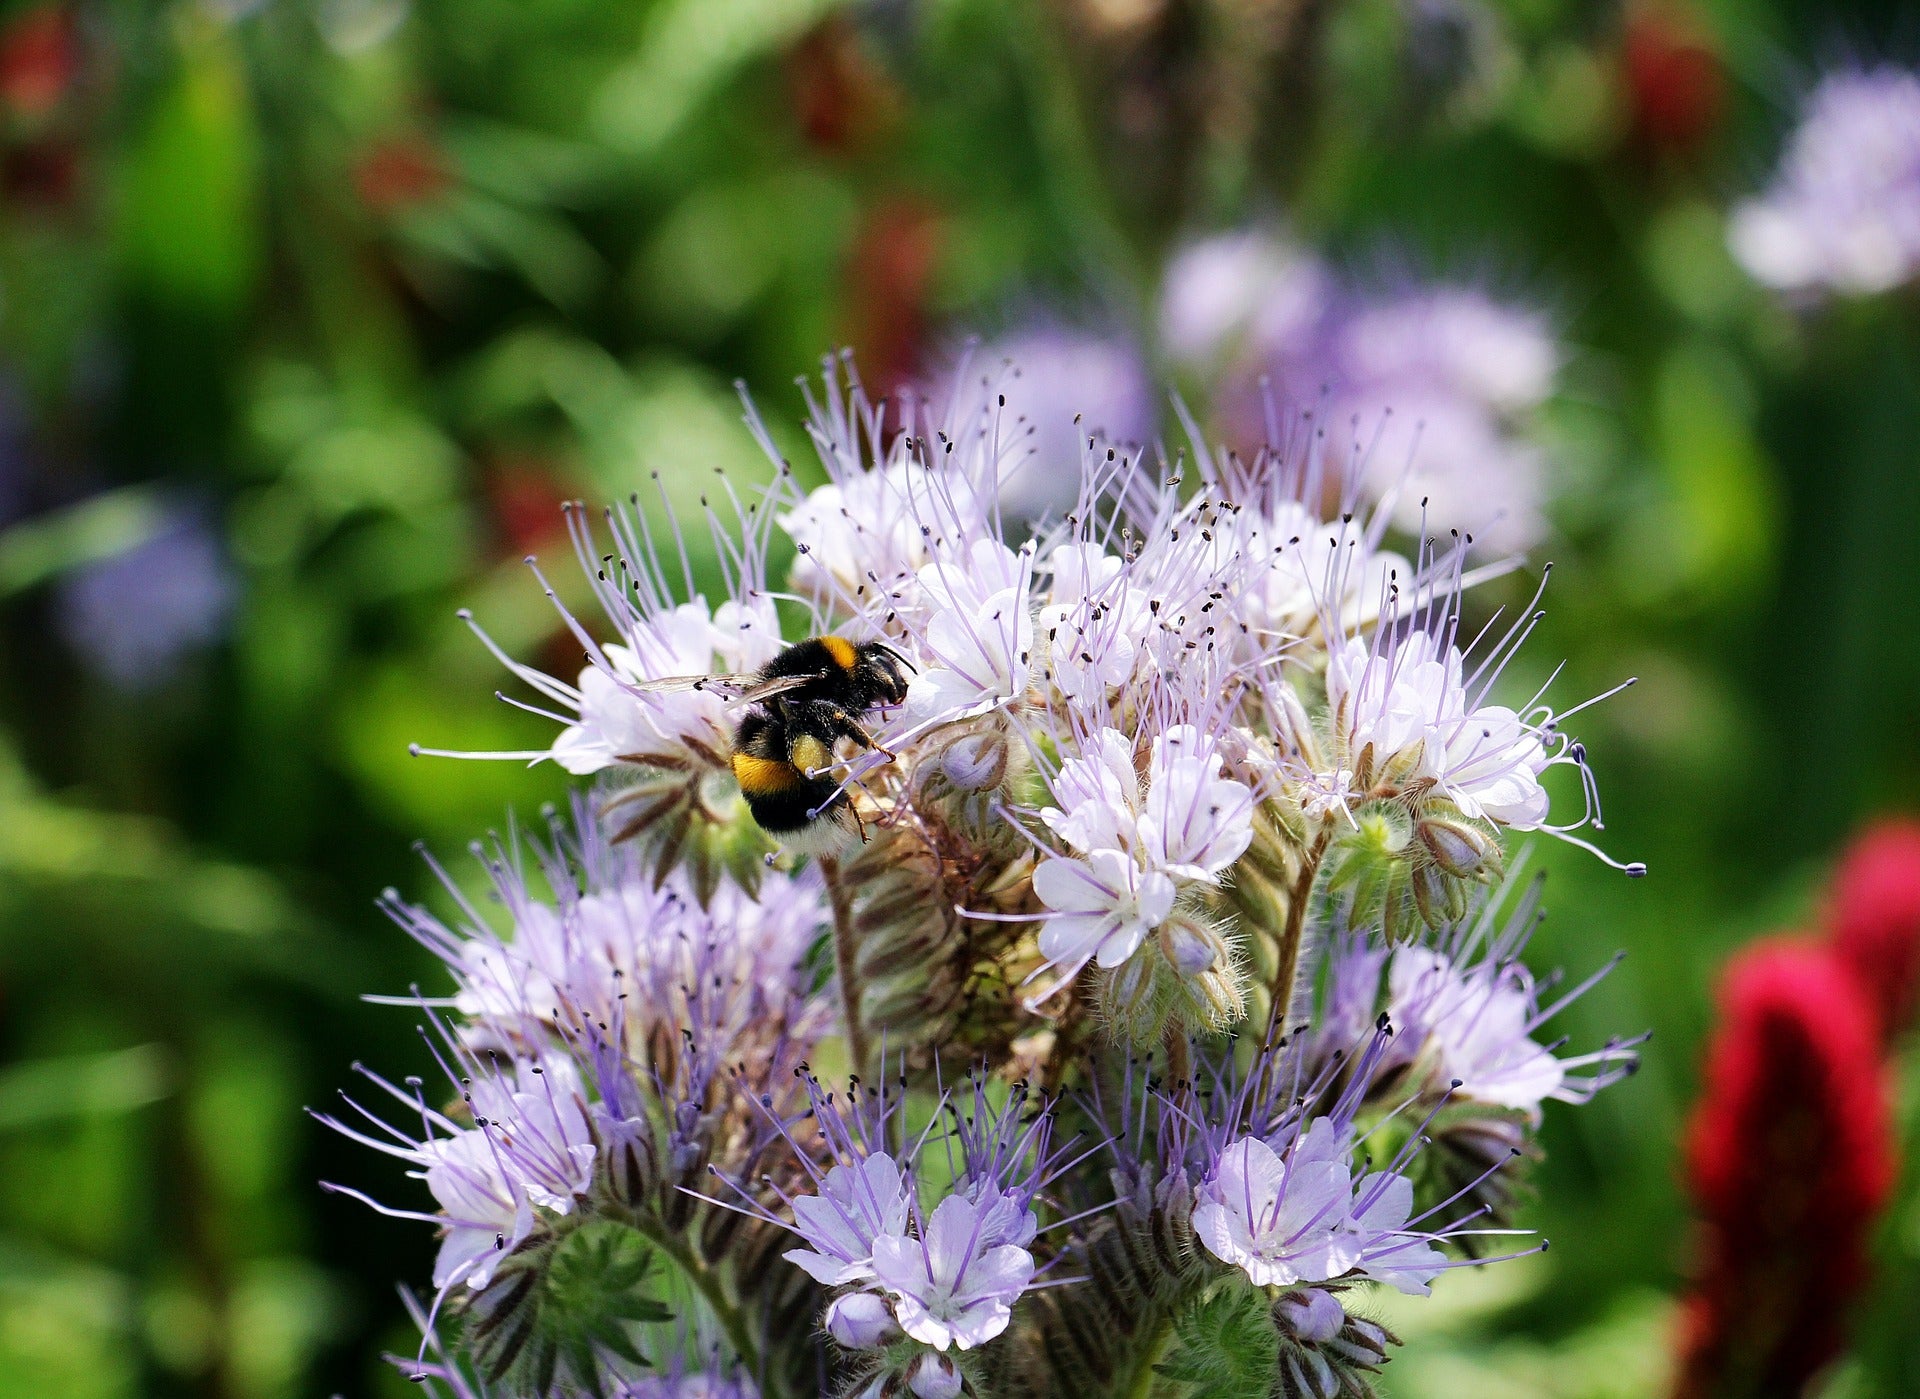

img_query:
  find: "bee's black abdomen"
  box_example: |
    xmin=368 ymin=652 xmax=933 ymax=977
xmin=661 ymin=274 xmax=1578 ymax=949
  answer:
xmin=730 ymin=709 xmax=845 ymax=835
xmin=743 ymin=782 xmax=844 ymax=834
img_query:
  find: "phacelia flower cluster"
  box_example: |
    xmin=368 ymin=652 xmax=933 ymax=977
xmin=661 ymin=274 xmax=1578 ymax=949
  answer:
xmin=337 ymin=349 xmax=1642 ymax=1399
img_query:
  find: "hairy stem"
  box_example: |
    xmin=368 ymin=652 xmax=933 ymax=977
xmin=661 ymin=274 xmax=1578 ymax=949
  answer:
xmin=1163 ymin=1022 xmax=1192 ymax=1088
xmin=1266 ymin=829 xmax=1331 ymax=1039
xmin=631 ymin=1215 xmax=761 ymax=1377
xmin=1116 ymin=1311 xmax=1177 ymax=1399
xmin=819 ymin=855 xmax=869 ymax=1077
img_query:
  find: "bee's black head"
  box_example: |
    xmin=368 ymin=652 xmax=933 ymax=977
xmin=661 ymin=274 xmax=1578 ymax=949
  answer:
xmin=857 ymin=642 xmax=913 ymax=707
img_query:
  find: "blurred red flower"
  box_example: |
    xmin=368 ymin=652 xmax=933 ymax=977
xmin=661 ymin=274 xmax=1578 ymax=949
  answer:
xmin=0 ymin=6 xmax=75 ymax=119
xmin=353 ymin=133 xmax=451 ymax=217
xmin=843 ymin=196 xmax=943 ymax=401
xmin=1828 ymin=818 xmax=1920 ymax=1047
xmin=1673 ymin=937 xmax=1894 ymax=1399
xmin=1622 ymin=8 xmax=1725 ymax=157
xmin=786 ymin=16 xmax=898 ymax=154
xmin=483 ymin=455 xmax=572 ymax=558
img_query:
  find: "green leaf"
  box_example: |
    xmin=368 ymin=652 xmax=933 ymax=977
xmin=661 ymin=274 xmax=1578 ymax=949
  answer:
xmin=462 ymin=1217 xmax=673 ymax=1399
xmin=115 ymin=15 xmax=260 ymax=311
xmin=1158 ymin=1279 xmax=1281 ymax=1396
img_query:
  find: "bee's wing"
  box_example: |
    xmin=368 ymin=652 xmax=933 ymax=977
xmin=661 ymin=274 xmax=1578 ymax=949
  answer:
xmin=622 ymin=672 xmax=824 ymax=703
xmin=733 ymin=672 xmax=830 ymax=703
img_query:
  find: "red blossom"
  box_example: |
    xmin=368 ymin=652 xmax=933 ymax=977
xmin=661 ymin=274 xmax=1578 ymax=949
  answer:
xmin=1827 ymin=818 xmax=1920 ymax=1046
xmin=353 ymin=133 xmax=451 ymax=217
xmin=0 ymin=7 xmax=75 ymax=119
xmin=1621 ymin=9 xmax=1725 ymax=157
xmin=483 ymin=456 xmax=572 ymax=558
xmin=786 ymin=16 xmax=898 ymax=155
xmin=842 ymin=196 xmax=943 ymax=402
xmin=2 ymin=135 xmax=77 ymax=207
xmin=1673 ymin=937 xmax=1894 ymax=1399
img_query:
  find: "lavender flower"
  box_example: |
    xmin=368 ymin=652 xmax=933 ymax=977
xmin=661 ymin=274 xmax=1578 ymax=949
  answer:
xmin=57 ymin=496 xmax=235 ymax=690
xmin=1182 ymin=1047 xmax=1495 ymax=1297
xmin=1029 ymin=724 xmax=1257 ymax=994
xmin=1315 ymin=875 xmax=1646 ymax=1117
xmin=1160 ymin=230 xmax=1333 ymax=371
xmin=953 ymin=325 xmax=1155 ymax=523
xmin=903 ymin=538 xmax=1039 ymax=722
xmin=783 ymin=1152 xmax=911 ymax=1284
xmin=1275 ymin=564 xmax=1643 ymax=903
xmin=318 ymin=1046 xmax=596 ymax=1292
xmin=1166 ymin=232 xmax=1561 ymax=552
xmin=1320 ymin=285 xmax=1558 ymax=553
xmin=871 ymin=1190 xmax=1039 ymax=1349
xmin=709 ymin=1066 xmax=1070 ymax=1369
xmin=1192 ymin=1125 xmax=1360 ymax=1288
xmin=322 ymin=805 xmax=841 ymax=1391
xmin=1729 ymin=66 xmax=1920 ymax=297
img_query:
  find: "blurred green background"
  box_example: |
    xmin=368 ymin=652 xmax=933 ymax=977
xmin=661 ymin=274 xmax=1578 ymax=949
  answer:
xmin=0 ymin=0 xmax=1915 ymax=1395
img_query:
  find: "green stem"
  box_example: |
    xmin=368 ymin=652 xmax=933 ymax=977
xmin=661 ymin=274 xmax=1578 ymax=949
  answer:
xmin=819 ymin=856 xmax=869 ymax=1078
xmin=1117 ymin=1311 xmax=1178 ymax=1399
xmin=1266 ymin=829 xmax=1331 ymax=1040
xmin=632 ymin=1215 xmax=761 ymax=1377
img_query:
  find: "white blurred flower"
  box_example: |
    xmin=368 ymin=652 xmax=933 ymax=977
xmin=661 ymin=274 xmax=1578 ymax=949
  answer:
xmin=1730 ymin=67 xmax=1920 ymax=297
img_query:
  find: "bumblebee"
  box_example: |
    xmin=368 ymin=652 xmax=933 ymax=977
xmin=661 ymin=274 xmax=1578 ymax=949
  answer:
xmin=644 ymin=636 xmax=912 ymax=849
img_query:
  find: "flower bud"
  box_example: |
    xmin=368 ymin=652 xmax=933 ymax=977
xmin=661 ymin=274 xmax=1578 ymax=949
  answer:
xmin=588 ymin=1107 xmax=658 ymax=1213
xmin=826 ymin=1290 xmax=901 ymax=1350
xmin=1279 ymin=1348 xmax=1339 ymax=1399
xmin=910 ymin=716 xmax=1025 ymax=851
xmin=907 ymin=1352 xmax=964 ymax=1399
xmin=1186 ymin=964 xmax=1249 ymax=1029
xmin=597 ymin=762 xmax=775 ymax=907
xmin=1352 ymin=802 xmax=1412 ymax=857
xmin=1416 ymin=815 xmax=1497 ymax=878
xmin=1274 ymin=1287 xmax=1346 ymax=1344
xmin=1160 ymin=918 xmax=1219 ymax=976
xmin=1409 ymin=862 xmax=1449 ymax=930
xmin=1109 ymin=953 xmax=1151 ymax=1011
xmin=1328 ymin=1315 xmax=1395 ymax=1369
xmin=939 ymin=728 xmax=1009 ymax=791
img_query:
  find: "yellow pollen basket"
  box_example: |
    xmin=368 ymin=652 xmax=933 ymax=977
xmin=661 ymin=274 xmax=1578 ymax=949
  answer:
xmin=788 ymin=734 xmax=833 ymax=775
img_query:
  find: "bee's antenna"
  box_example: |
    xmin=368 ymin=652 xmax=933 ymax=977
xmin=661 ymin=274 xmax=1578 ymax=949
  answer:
xmin=874 ymin=642 xmax=917 ymax=673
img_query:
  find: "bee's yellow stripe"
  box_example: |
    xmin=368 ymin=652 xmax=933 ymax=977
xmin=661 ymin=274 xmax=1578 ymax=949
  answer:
xmin=819 ymin=635 xmax=858 ymax=671
xmin=732 ymin=752 xmax=801 ymax=793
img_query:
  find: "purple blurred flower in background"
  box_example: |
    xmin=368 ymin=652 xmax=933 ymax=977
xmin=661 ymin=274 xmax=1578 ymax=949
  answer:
xmin=618 ymin=1370 xmax=762 ymax=1399
xmin=56 ymin=496 xmax=236 ymax=690
xmin=1160 ymin=232 xmax=1562 ymax=551
xmin=1324 ymin=286 xmax=1558 ymax=551
xmin=1729 ymin=66 xmax=1920 ymax=297
xmin=953 ymin=324 xmax=1155 ymax=522
xmin=1159 ymin=230 xmax=1333 ymax=372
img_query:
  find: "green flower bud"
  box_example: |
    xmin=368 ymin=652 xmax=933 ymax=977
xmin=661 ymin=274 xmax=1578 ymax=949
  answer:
xmin=1416 ymin=814 xmax=1499 ymax=879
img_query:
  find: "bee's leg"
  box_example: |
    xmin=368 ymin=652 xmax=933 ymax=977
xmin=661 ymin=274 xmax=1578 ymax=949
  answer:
xmin=824 ymin=708 xmax=895 ymax=760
